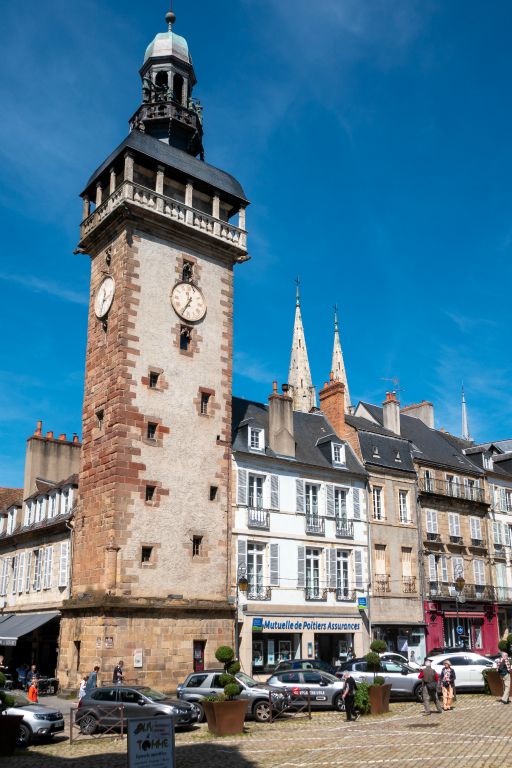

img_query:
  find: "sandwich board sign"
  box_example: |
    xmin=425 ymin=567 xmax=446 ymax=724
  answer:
xmin=128 ymin=716 xmax=175 ymax=768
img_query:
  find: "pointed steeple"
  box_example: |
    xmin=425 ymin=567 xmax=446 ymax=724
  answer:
xmin=331 ymin=305 xmax=351 ymax=413
xmin=461 ymin=384 xmax=471 ymax=441
xmin=287 ymin=279 xmax=316 ymax=412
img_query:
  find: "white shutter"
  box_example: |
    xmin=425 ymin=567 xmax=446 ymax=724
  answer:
xmin=11 ymin=556 xmax=18 ymax=595
xmin=297 ymin=546 xmax=305 ymax=587
xmin=326 ymin=485 xmax=335 ymax=517
xmin=43 ymin=546 xmax=53 ymax=589
xmin=473 ymin=559 xmax=485 ymax=586
xmin=269 ymin=543 xmax=279 ymax=587
xmin=494 ymin=522 xmax=502 ymax=545
xmin=449 ymin=514 xmax=460 ymax=536
xmin=59 ymin=541 xmax=70 ymax=587
xmin=270 ymin=475 xmax=280 ymax=510
xmin=237 ymin=539 xmax=247 ymax=575
xmin=17 ymin=552 xmax=25 ymax=593
xmin=354 ymin=550 xmax=363 ymax=590
xmin=505 ymin=526 xmax=512 ymax=548
xmin=452 ymin=556 xmax=464 ymax=579
xmin=34 ymin=550 xmax=42 ymax=591
xmin=327 ymin=549 xmax=337 ymax=589
xmin=237 ymin=468 xmax=248 ymax=505
xmin=0 ymin=559 xmax=8 ymax=596
xmin=440 ymin=556 xmax=448 ymax=583
xmin=428 ymin=555 xmax=437 ymax=581
xmin=353 ymin=488 xmax=361 ymax=520
xmin=296 ymin=479 xmax=305 ymax=513
xmin=470 ymin=517 xmax=481 ymax=540
xmin=500 ymin=487 xmax=507 ymax=512
xmin=25 ymin=551 xmax=32 ymax=592
xmin=426 ymin=509 xmax=438 ymax=534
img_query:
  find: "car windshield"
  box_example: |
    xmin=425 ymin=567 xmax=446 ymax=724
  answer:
xmin=136 ymin=687 xmax=167 ymax=701
xmin=236 ymin=672 xmax=259 ymax=688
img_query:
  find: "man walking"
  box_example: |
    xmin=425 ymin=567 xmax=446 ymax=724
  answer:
xmin=85 ymin=665 xmax=100 ymax=694
xmin=418 ymin=659 xmax=442 ymax=715
xmin=341 ymin=670 xmax=359 ymax=722
xmin=497 ymin=651 xmax=511 ymax=704
xmin=112 ymin=660 xmax=124 ymax=685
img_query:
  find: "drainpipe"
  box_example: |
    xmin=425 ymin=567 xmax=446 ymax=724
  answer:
xmin=365 ymin=481 xmax=373 ymax=647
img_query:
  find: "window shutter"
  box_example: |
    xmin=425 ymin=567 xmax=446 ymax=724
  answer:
xmin=17 ymin=552 xmax=25 ymax=593
xmin=328 ymin=549 xmax=337 ymax=589
xmin=59 ymin=541 xmax=70 ymax=587
xmin=270 ymin=543 xmax=279 ymax=587
xmin=470 ymin=517 xmax=481 ymax=539
xmin=11 ymin=555 xmax=18 ymax=595
xmin=296 ymin=479 xmax=305 ymax=513
xmin=448 ymin=514 xmax=455 ymax=536
xmin=326 ymin=485 xmax=335 ymax=517
xmin=34 ymin=551 xmax=42 ymax=591
xmin=353 ymin=488 xmax=361 ymax=520
xmin=237 ymin=468 xmax=248 ymax=506
xmin=354 ymin=550 xmax=363 ymax=590
xmin=0 ymin=559 xmax=8 ymax=596
xmin=25 ymin=551 xmax=32 ymax=592
xmin=428 ymin=555 xmax=437 ymax=581
xmin=452 ymin=556 xmax=464 ymax=579
xmin=426 ymin=509 xmax=438 ymax=534
xmin=505 ymin=526 xmax=512 ymax=548
xmin=237 ymin=539 xmax=247 ymax=575
xmin=454 ymin=515 xmax=460 ymax=536
xmin=270 ymin=475 xmax=280 ymax=510
xmin=473 ymin=559 xmax=485 ymax=586
xmin=297 ymin=546 xmax=305 ymax=587
xmin=44 ymin=546 xmax=53 ymax=589
xmin=500 ymin=487 xmax=507 ymax=512
xmin=493 ymin=522 xmax=502 ymax=545
xmin=440 ymin=556 xmax=448 ymax=583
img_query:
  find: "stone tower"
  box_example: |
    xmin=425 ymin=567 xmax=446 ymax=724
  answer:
xmin=287 ymin=282 xmax=316 ymax=412
xmin=58 ymin=10 xmax=249 ymax=689
xmin=331 ymin=306 xmax=351 ymax=413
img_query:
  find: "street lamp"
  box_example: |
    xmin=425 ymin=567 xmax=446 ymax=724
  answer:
xmin=454 ymin=571 xmax=466 ymax=647
xmin=235 ymin=566 xmax=248 ymax=660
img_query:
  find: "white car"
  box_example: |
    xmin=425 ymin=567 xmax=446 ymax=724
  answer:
xmin=380 ymin=652 xmax=421 ymax=670
xmin=426 ymin=652 xmax=494 ymax=689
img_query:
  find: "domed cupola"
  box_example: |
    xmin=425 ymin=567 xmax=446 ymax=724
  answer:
xmin=129 ymin=10 xmax=204 ymax=159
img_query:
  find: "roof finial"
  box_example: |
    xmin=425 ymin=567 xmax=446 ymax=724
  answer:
xmin=334 ymin=303 xmax=339 ymax=333
xmin=461 ymin=382 xmax=471 ymax=441
xmin=295 ymin=276 xmax=300 ymax=307
xmin=165 ymin=1 xmax=176 ymax=30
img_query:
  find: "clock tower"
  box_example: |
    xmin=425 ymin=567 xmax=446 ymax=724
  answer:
xmin=58 ymin=10 xmax=249 ymax=688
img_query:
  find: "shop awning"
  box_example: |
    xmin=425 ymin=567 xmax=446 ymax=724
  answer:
xmin=0 ymin=611 xmax=60 ymax=646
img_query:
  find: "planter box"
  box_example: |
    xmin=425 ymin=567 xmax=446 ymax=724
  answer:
xmin=203 ymin=699 xmax=247 ymax=736
xmin=486 ymin=670 xmax=505 ymax=697
xmin=0 ymin=714 xmax=24 ymax=755
xmin=368 ymin=683 xmax=392 ymax=715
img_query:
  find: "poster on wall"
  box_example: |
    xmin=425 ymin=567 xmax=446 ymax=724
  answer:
xmin=267 ymin=639 xmax=275 ymax=666
xmin=278 ymin=640 xmax=291 ymax=662
xmin=252 ymin=641 xmax=264 ymax=668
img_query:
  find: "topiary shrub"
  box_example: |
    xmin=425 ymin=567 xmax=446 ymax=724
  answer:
xmin=365 ymin=651 xmax=381 ymax=684
xmin=214 ymin=645 xmax=241 ymax=700
xmin=373 ymin=676 xmax=386 ymax=686
xmin=498 ymin=639 xmax=509 ymax=653
xmin=370 ymin=639 xmax=388 ymax=655
xmin=0 ymin=672 xmax=15 ymax=712
xmin=354 ymin=681 xmax=370 ymax=715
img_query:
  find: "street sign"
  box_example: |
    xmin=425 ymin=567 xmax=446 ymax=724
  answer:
xmin=357 ymin=596 xmax=367 ymax=609
xmin=128 ymin=716 xmax=175 ymax=768
xmin=456 ymin=625 xmax=464 ymax=635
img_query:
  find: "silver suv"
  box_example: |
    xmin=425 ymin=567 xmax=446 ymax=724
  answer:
xmin=177 ymin=669 xmax=283 ymax=722
xmin=6 ymin=690 xmax=64 ymax=747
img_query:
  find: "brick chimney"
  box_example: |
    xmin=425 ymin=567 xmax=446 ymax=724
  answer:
xmin=401 ymin=400 xmax=434 ymax=429
xmin=319 ymin=373 xmax=346 ymax=436
xmin=382 ymin=392 xmax=400 ymax=435
xmin=34 ymin=420 xmax=42 ymax=437
xmin=268 ymin=382 xmax=295 ymax=457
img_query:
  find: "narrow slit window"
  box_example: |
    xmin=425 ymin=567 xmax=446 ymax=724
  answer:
xmin=192 ymin=536 xmax=203 ymax=557
xmin=200 ymin=393 xmax=210 ymax=415
xmin=182 ymin=261 xmax=194 ymax=282
xmin=180 ymin=326 xmax=191 ymax=351
xmin=96 ymin=410 xmax=104 ymax=430
xmin=141 ymin=546 xmax=153 ymax=564
xmin=145 ymin=485 xmax=156 ymax=502
xmin=209 ymin=486 xmax=218 ymax=501
xmin=149 ymin=372 xmax=159 ymax=389
xmin=147 ymin=423 xmax=157 ymax=440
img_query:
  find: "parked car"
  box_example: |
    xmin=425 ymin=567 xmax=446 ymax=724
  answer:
xmin=5 ymin=690 xmax=64 ymax=747
xmin=265 ymin=670 xmax=348 ymax=710
xmin=177 ymin=669 xmax=285 ymax=723
xmin=426 ymin=652 xmax=495 ymax=689
xmin=77 ymin=685 xmax=199 ymax=734
xmin=273 ymin=659 xmax=342 ymax=678
xmin=380 ymin=652 xmax=421 ymax=670
xmin=338 ymin=658 xmax=423 ymax=701
xmin=428 ymin=646 xmax=467 ymax=656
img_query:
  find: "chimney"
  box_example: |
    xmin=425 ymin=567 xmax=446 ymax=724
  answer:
xmin=318 ymin=373 xmax=346 ymax=436
xmin=268 ymin=382 xmax=295 ymax=457
xmin=34 ymin=420 xmax=42 ymax=437
xmin=73 ymin=433 xmax=80 ymax=444
xmin=46 ymin=430 xmax=54 ymax=440
xmin=400 ymin=400 xmax=434 ymax=429
xmin=382 ymin=392 xmax=400 ymax=435
xmin=58 ymin=433 xmax=67 ymax=441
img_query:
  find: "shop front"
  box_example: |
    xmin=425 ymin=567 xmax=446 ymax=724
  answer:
xmin=424 ymin=600 xmax=498 ymax=655
xmin=240 ymin=613 xmax=368 ymax=677
xmin=372 ymin=623 xmax=426 ymax=665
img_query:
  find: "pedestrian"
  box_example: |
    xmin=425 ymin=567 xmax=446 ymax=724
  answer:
xmin=16 ymin=663 xmax=28 ymax=690
xmin=418 ymin=659 xmax=442 ymax=715
xmin=410 ymin=651 xmax=416 ymax=665
xmin=85 ymin=665 xmax=100 ymax=694
xmin=112 ymin=660 xmax=124 ymax=685
xmin=439 ymin=660 xmax=456 ymax=710
xmin=341 ymin=670 xmax=359 ymax=722
xmin=26 ymin=664 xmax=39 ymax=690
xmin=0 ymin=655 xmax=8 ymax=673
xmin=78 ymin=675 xmax=89 ymax=702
xmin=496 ymin=650 xmax=511 ymax=704
xmin=27 ymin=679 xmax=38 ymax=703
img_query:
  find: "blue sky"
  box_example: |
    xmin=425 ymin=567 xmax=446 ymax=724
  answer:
xmin=1 ymin=0 xmax=512 ymax=487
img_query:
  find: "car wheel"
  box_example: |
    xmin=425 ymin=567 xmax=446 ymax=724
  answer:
xmin=78 ymin=713 xmax=98 ymax=735
xmin=192 ymin=702 xmax=204 ymax=722
xmin=333 ymin=694 xmax=345 ymax=712
xmin=16 ymin=723 xmax=32 ymax=748
xmin=253 ymin=700 xmax=271 ymax=723
xmin=414 ymin=684 xmax=423 ymax=702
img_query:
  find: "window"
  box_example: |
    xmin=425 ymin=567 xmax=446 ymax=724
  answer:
xmin=452 ymin=556 xmax=464 ymax=580
xmin=374 ymin=545 xmax=387 ymax=575
xmin=0 ymin=559 xmax=8 ymax=596
xmin=180 ymin=326 xmax=191 ymax=351
xmin=149 ymin=372 xmax=159 ymax=389
xmin=305 ymin=548 xmax=321 ymax=598
xmin=395 ymin=451 xmax=402 ymax=463
xmin=424 ymin=469 xmax=434 ymax=492
xmin=448 ymin=513 xmax=461 ymax=539
xmin=145 ymin=485 xmax=156 ymax=502
xmin=398 ymin=491 xmax=408 ymax=523
xmin=49 ymin=495 xmax=56 ymax=519
xmin=182 ymin=261 xmax=194 ymax=282
xmin=372 ymin=487 xmax=384 ymax=520
xmin=96 ymin=409 xmax=104 ymax=430
xmin=185 ymin=674 xmax=208 ymax=688
xmin=141 ymin=546 xmax=153 ymax=564
xmin=334 ymin=489 xmax=347 ymax=524
xmin=200 ymin=392 xmax=210 ymax=415
xmin=470 ymin=517 xmax=482 ymax=542
xmin=305 ymin=484 xmax=319 ymax=518
xmin=91 ymin=688 xmax=117 ymax=702
xmin=42 ymin=547 xmax=53 ymax=589
xmin=336 ymin=550 xmax=349 ymax=598
xmin=249 ymin=427 xmax=263 ymax=450
xmin=7 ymin=508 xmax=17 ymax=534
xmin=401 ymin=547 xmax=412 ymax=578
xmin=247 ymin=542 xmax=265 ymax=597
xmin=372 ymin=445 xmax=380 ymax=458
xmin=59 ymin=541 xmax=69 ymax=587
xmin=25 ymin=551 xmax=32 ymax=592
xmin=209 ymin=486 xmax=218 ymax=501
xmin=473 ymin=559 xmax=485 ymax=586
xmin=11 ymin=556 xmax=18 ymax=595
xmin=192 ymin=536 xmax=203 ymax=557
xmin=426 ymin=509 xmax=438 ymax=534
xmin=483 ymin=455 xmax=493 ymax=470
xmin=36 ymin=497 xmax=45 ymax=523
xmin=147 ymin=422 xmax=157 ymax=440
xmin=248 ymin=475 xmax=264 ymax=509
xmin=332 ymin=444 xmax=345 ymax=465
xmin=63 ymin=490 xmax=70 ymax=514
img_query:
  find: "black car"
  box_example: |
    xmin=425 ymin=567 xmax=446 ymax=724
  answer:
xmin=273 ymin=659 xmax=342 ymax=678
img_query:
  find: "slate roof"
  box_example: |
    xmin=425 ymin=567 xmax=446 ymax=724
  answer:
xmin=357 ymin=402 xmax=483 ymax=475
xmin=345 ymin=415 xmax=415 ymax=473
xmin=232 ymin=397 xmax=366 ymax=477
xmin=83 ymin=131 xmax=248 ymax=206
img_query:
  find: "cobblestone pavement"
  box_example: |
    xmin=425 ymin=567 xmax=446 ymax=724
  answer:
xmin=3 ymin=695 xmax=512 ymax=768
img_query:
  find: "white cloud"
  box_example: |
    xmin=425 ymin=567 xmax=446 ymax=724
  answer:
xmin=0 ymin=273 xmax=88 ymax=306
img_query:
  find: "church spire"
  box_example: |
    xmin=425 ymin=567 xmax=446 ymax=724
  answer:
xmin=331 ymin=305 xmax=351 ymax=413
xmin=461 ymin=383 xmax=471 ymax=441
xmin=288 ymin=279 xmax=316 ymax=413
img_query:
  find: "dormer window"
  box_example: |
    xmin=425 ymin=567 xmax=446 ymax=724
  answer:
xmin=249 ymin=427 xmax=264 ymax=451
xmin=483 ymin=454 xmax=493 ymax=470
xmin=332 ymin=443 xmax=345 ymax=465
xmin=372 ymin=445 xmax=380 ymax=458
xmin=395 ymin=451 xmax=402 ymax=463
xmin=7 ymin=508 xmax=17 ymax=535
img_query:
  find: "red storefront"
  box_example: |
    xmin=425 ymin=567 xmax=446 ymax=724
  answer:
xmin=424 ymin=600 xmax=498 ymax=656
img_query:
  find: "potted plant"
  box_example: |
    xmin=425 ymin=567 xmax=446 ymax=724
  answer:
xmin=202 ymin=646 xmax=247 ymax=736
xmin=365 ymin=640 xmax=392 ymax=714
xmin=0 ymin=671 xmax=22 ymax=756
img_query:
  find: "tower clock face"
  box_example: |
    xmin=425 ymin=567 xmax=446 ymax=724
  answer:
xmin=94 ymin=276 xmax=116 ymax=319
xmin=171 ymin=282 xmax=207 ymax=322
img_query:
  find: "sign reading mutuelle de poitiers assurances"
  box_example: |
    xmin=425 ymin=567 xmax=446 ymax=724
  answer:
xmin=252 ymin=618 xmax=361 ymax=632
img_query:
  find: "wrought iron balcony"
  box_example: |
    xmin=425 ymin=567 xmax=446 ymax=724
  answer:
xmin=449 ymin=535 xmax=464 ymax=545
xmin=425 ymin=531 xmax=441 ymax=543
xmin=373 ymin=575 xmax=390 ymax=594
xmin=304 ymin=587 xmax=328 ymax=602
xmin=402 ymin=576 xmax=417 ymax=593
xmin=469 ymin=537 xmax=487 ymax=549
xmin=247 ymin=508 xmax=270 ymax=530
xmin=335 ymin=586 xmax=355 ymax=602
xmin=246 ymin=586 xmax=272 ymax=601
xmin=494 ymin=544 xmax=507 ymax=558
xmin=419 ymin=477 xmax=486 ymax=504
xmin=495 ymin=586 xmax=512 ymax=603
xmin=305 ymin=516 xmax=325 ymax=536
xmin=427 ymin=581 xmax=494 ymax=601
xmin=335 ymin=519 xmax=354 ymax=539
